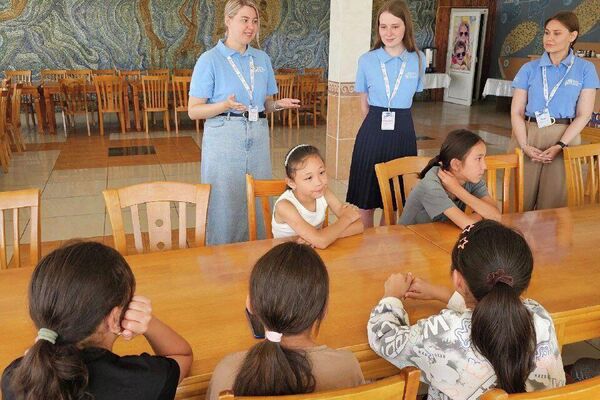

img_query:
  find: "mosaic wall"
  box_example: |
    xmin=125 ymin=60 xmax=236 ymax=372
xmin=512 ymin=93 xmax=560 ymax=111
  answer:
xmin=0 ymin=0 xmax=330 ymax=78
xmin=489 ymin=0 xmax=600 ymax=78
xmin=371 ymin=0 xmax=437 ymax=49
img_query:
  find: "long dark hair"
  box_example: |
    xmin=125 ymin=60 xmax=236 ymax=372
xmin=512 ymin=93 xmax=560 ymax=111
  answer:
xmin=545 ymin=11 xmax=579 ymax=49
xmin=451 ymin=220 xmax=536 ymax=393
xmin=419 ymin=129 xmax=483 ymax=179
xmin=9 ymin=241 xmax=135 ymax=400
xmin=233 ymin=242 xmax=329 ymax=396
xmin=372 ymin=0 xmax=422 ymax=72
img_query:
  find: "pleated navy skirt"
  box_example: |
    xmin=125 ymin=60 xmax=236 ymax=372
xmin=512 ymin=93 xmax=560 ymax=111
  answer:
xmin=346 ymin=106 xmax=417 ymax=210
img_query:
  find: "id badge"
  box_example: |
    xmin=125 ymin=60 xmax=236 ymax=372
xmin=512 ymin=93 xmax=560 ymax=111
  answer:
xmin=248 ymin=106 xmax=259 ymax=122
xmin=381 ymin=111 xmax=395 ymax=131
xmin=534 ymin=108 xmax=555 ymax=129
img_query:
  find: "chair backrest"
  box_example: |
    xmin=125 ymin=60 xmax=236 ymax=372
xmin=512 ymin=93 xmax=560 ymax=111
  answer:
xmin=66 ymin=69 xmax=93 ymax=82
xmin=218 ymin=367 xmax=420 ymax=400
xmin=93 ymin=75 xmax=124 ymax=113
xmin=484 ymin=148 xmax=524 ymax=213
xmin=564 ymin=143 xmax=600 ymax=206
xmin=481 ymin=375 xmax=600 ymax=399
xmin=298 ymin=74 xmax=319 ymax=106
xmin=146 ymin=68 xmax=170 ymax=77
xmin=93 ymin=69 xmax=118 ymax=76
xmin=0 ymin=188 xmax=41 ymax=269
xmin=173 ymin=69 xmax=193 ymax=76
xmin=119 ymin=70 xmax=142 ymax=82
xmin=172 ymin=75 xmax=192 ymax=112
xmin=275 ymin=74 xmax=295 ymax=101
xmin=304 ymin=67 xmax=325 ymax=79
xmin=375 ymin=156 xmax=432 ymax=226
xmin=276 ymin=68 xmax=297 ymax=74
xmin=246 ymin=174 xmax=287 ymax=241
xmin=4 ymin=70 xmax=31 ymax=83
xmin=103 ymin=181 xmax=210 ymax=255
xmin=41 ymin=69 xmax=67 ymax=83
xmin=142 ymin=75 xmax=169 ymax=110
xmin=60 ymin=78 xmax=89 ymax=113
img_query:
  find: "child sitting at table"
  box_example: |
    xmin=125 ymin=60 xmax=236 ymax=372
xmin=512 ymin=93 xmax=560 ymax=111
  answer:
xmin=1 ymin=241 xmax=192 ymax=400
xmin=400 ymin=129 xmax=501 ymax=228
xmin=272 ymin=144 xmax=364 ymax=248
xmin=207 ymin=242 xmax=365 ymax=399
xmin=368 ymin=220 xmax=565 ymax=399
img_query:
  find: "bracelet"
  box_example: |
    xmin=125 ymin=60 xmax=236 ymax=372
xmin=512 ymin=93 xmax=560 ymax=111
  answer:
xmin=555 ymin=141 xmax=567 ymax=148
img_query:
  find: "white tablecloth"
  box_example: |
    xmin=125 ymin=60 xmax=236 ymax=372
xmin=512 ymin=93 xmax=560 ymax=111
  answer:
xmin=422 ymin=73 xmax=450 ymax=89
xmin=482 ymin=78 xmax=514 ymax=97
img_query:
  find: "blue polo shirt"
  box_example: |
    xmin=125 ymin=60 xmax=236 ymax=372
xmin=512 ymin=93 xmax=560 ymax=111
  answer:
xmin=355 ymin=47 xmax=426 ymax=109
xmin=512 ymin=50 xmax=599 ymax=118
xmin=190 ymin=40 xmax=278 ymax=112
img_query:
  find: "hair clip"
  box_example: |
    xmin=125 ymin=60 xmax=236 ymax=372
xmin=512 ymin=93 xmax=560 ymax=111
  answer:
xmin=457 ymin=237 xmax=468 ymax=250
xmin=284 ymin=144 xmax=310 ymax=167
xmin=462 ymin=224 xmax=475 ymax=234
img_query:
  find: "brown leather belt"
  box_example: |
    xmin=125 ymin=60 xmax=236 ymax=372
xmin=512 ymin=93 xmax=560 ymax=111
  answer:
xmin=526 ymin=116 xmax=573 ymax=125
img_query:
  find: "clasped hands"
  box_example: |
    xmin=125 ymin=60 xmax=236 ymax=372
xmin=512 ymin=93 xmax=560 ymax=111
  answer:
xmin=384 ymin=272 xmax=451 ymax=303
xmin=523 ymin=144 xmax=562 ymax=164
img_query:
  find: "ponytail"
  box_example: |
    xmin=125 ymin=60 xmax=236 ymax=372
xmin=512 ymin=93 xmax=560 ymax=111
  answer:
xmin=419 ymin=155 xmax=441 ymax=179
xmin=233 ymin=341 xmax=315 ymax=396
xmin=451 ymin=220 xmax=536 ymax=394
xmin=471 ymin=283 xmax=536 ymax=393
xmin=10 ymin=340 xmax=91 ymax=400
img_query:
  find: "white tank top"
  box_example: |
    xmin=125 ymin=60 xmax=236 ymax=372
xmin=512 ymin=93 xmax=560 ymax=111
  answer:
xmin=272 ymin=189 xmax=328 ymax=238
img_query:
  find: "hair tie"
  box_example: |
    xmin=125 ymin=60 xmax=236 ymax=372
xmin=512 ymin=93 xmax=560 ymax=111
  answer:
xmin=265 ymin=330 xmax=283 ymax=343
xmin=284 ymin=144 xmax=310 ymax=167
xmin=487 ymin=269 xmax=514 ymax=287
xmin=37 ymin=328 xmax=58 ymax=344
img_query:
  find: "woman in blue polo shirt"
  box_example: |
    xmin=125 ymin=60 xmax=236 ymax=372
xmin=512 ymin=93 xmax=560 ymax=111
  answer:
xmin=188 ymin=0 xmax=299 ymax=244
xmin=510 ymin=11 xmax=598 ymax=210
xmin=346 ymin=0 xmax=425 ymax=228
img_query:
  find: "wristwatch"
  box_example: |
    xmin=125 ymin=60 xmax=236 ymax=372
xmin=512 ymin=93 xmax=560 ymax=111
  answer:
xmin=555 ymin=141 xmax=568 ymax=148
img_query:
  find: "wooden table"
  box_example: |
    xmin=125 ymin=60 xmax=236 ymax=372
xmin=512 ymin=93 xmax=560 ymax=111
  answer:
xmin=1 ymin=206 xmax=600 ymax=395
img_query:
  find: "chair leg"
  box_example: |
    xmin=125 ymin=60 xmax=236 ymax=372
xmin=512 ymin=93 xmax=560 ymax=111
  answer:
xmin=85 ymin=111 xmax=91 ymax=136
xmin=61 ymin=111 xmax=67 ymax=136
xmin=164 ymin=110 xmax=170 ymax=133
xmin=98 ymin=112 xmax=104 ymax=136
xmin=144 ymin=112 xmax=149 ymax=134
xmin=174 ymin=109 xmax=179 ymax=135
xmin=296 ymin=109 xmax=299 ymax=129
xmin=195 ymin=119 xmax=200 ymax=134
xmin=119 ymin=112 xmax=126 ymax=134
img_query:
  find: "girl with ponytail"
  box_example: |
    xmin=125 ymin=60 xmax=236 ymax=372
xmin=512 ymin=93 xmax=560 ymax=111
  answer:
xmin=1 ymin=241 xmax=192 ymax=400
xmin=400 ymin=129 xmax=500 ymax=228
xmin=206 ymin=242 xmax=364 ymax=399
xmin=368 ymin=220 xmax=565 ymax=399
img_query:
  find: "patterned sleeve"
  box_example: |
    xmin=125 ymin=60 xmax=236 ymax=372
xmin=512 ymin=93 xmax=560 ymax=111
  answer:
xmin=367 ymin=297 xmax=460 ymax=386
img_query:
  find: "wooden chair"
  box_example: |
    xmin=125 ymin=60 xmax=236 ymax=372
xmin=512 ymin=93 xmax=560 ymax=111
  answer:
xmin=270 ymin=74 xmax=295 ymax=129
xmin=93 ymin=75 xmax=126 ymax=136
xmin=119 ymin=70 xmax=142 ymax=81
xmin=93 ymin=69 xmax=118 ymax=76
xmin=295 ymin=74 xmax=320 ymax=128
xmin=5 ymin=83 xmax=26 ymax=152
xmin=481 ymin=375 xmax=600 ymax=399
xmin=66 ymin=69 xmax=93 ymax=82
xmin=146 ymin=68 xmax=170 ymax=77
xmin=172 ymin=75 xmax=200 ymax=134
xmin=246 ymin=174 xmax=287 ymax=241
xmin=173 ymin=69 xmax=193 ymax=76
xmin=4 ymin=70 xmax=36 ymax=127
xmin=564 ymin=143 xmax=600 ymax=206
xmin=245 ymin=174 xmax=328 ymax=241
xmin=0 ymin=188 xmax=41 ymax=269
xmin=217 ymin=367 xmax=420 ymax=400
xmin=375 ymin=156 xmax=432 ymax=226
xmin=141 ymin=75 xmax=170 ymax=134
xmin=59 ymin=78 xmax=91 ymax=136
xmin=40 ymin=69 xmax=67 ymax=83
xmin=276 ymin=68 xmax=297 ymax=74
xmin=304 ymin=67 xmax=325 ymax=79
xmin=485 ymin=148 xmax=524 ymax=213
xmin=0 ymin=92 xmax=11 ymax=173
xmin=103 ymin=181 xmax=210 ymax=255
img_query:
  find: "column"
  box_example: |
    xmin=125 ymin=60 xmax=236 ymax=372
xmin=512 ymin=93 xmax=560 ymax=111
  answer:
xmin=326 ymin=0 xmax=373 ymax=180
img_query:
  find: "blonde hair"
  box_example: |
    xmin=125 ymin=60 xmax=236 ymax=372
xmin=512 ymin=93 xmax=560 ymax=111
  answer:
xmin=224 ymin=0 xmax=261 ymax=46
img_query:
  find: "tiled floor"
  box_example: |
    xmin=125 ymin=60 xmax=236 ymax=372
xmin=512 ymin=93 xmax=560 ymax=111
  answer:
xmin=3 ymin=99 xmax=600 ymax=362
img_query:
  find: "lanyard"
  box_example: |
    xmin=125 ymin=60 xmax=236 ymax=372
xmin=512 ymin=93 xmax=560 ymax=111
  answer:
xmin=380 ymin=59 xmax=407 ymax=111
xmin=542 ymin=54 xmax=575 ymax=108
xmin=227 ymin=55 xmax=255 ymax=104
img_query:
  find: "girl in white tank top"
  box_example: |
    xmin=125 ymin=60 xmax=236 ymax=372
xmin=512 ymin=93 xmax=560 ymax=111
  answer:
xmin=272 ymin=145 xmax=364 ymax=249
